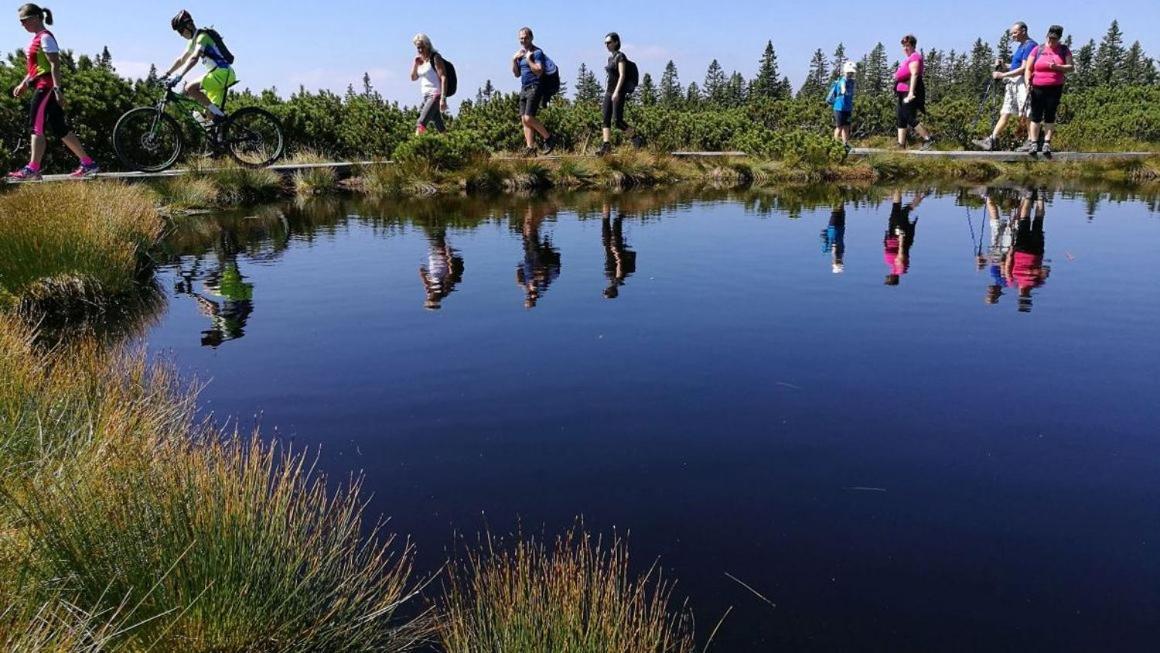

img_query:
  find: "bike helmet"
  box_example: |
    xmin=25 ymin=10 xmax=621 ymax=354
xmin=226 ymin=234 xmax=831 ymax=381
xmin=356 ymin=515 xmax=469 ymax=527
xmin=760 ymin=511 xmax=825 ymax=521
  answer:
xmin=171 ymin=10 xmax=194 ymax=32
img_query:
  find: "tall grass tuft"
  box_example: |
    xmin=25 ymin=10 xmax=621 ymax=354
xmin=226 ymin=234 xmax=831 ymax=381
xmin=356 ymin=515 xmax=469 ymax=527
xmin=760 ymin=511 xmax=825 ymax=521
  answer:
xmin=437 ymin=527 xmax=696 ymax=653
xmin=288 ymin=150 xmax=339 ymax=196
xmin=0 ymin=182 xmax=162 ymax=313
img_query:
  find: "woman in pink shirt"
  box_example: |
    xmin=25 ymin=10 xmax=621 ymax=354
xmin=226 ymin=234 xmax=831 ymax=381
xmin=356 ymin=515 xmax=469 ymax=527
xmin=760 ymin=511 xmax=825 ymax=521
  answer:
xmin=1018 ymin=25 xmax=1073 ymax=158
xmin=895 ymin=34 xmax=934 ymax=150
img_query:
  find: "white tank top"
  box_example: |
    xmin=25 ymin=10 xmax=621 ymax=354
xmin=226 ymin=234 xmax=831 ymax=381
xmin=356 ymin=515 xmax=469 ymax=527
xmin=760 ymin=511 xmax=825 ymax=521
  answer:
xmin=418 ymin=56 xmax=442 ymax=97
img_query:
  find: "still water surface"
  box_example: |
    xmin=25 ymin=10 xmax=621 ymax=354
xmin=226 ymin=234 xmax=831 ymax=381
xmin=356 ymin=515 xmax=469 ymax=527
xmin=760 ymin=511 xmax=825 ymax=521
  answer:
xmin=145 ymin=186 xmax=1160 ymax=651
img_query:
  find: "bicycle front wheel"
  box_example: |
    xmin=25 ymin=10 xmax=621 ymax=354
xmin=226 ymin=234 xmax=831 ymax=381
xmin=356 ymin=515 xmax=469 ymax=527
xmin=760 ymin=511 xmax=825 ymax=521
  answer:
xmin=223 ymin=108 xmax=285 ymax=168
xmin=113 ymin=108 xmax=184 ymax=172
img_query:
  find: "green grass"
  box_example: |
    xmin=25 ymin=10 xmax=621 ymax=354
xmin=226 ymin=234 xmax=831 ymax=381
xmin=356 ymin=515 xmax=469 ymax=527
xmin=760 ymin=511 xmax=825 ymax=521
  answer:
xmin=287 ymin=150 xmax=340 ymax=196
xmin=153 ymin=157 xmax=284 ymax=209
xmin=437 ymin=527 xmax=696 ymax=653
xmin=0 ymin=182 xmax=163 ymax=316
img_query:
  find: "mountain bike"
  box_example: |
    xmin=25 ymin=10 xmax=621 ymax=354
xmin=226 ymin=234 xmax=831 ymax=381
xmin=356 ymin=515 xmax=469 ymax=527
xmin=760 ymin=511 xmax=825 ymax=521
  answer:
xmin=112 ymin=80 xmax=285 ymax=172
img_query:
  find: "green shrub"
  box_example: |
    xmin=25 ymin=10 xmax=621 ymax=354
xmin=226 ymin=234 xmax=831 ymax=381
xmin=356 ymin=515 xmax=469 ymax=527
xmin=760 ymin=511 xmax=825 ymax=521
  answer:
xmin=393 ymin=130 xmax=490 ymax=171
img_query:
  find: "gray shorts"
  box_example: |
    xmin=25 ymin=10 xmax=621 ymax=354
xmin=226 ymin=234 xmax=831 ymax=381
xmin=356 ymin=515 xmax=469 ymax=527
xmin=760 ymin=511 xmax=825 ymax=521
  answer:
xmin=1000 ymin=78 xmax=1029 ymax=117
xmin=519 ymin=83 xmax=544 ymax=118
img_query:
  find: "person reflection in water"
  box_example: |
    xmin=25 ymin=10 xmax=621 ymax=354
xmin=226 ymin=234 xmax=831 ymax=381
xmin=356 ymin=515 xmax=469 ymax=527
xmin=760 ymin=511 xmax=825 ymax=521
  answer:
xmin=516 ymin=205 xmax=561 ymax=308
xmin=601 ymin=203 xmax=637 ymax=298
xmin=821 ymin=202 xmax=846 ymax=274
xmin=1003 ymin=188 xmax=1051 ymax=312
xmin=981 ymin=189 xmax=1016 ymax=305
xmin=883 ymin=189 xmax=925 ymax=285
xmin=419 ymin=227 xmax=465 ymax=310
xmin=175 ymin=229 xmax=254 ymax=348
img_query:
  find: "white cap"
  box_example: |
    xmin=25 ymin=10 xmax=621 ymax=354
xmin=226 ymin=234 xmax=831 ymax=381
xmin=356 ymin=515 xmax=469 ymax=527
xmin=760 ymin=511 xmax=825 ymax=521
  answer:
xmin=842 ymin=62 xmax=857 ymax=75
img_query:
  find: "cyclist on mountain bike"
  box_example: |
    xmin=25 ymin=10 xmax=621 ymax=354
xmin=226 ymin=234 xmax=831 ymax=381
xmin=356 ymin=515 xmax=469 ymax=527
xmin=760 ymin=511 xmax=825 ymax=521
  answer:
xmin=160 ymin=10 xmax=236 ymax=125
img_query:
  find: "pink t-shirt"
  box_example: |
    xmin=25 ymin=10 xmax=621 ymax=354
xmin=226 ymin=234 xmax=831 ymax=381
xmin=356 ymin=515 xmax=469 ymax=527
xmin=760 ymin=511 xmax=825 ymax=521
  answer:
xmin=1010 ymin=252 xmax=1043 ymax=290
xmin=883 ymin=237 xmax=906 ymax=275
xmin=895 ymin=52 xmax=923 ymax=93
xmin=1029 ymin=45 xmax=1069 ymax=87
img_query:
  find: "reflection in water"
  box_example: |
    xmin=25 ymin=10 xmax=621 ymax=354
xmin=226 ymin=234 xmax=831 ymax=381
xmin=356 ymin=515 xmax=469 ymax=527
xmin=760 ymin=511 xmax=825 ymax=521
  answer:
xmin=883 ymin=190 xmax=924 ymax=286
xmin=821 ymin=202 xmax=846 ymax=274
xmin=175 ymin=230 xmax=255 ymax=348
xmin=1003 ymin=189 xmax=1051 ymax=312
xmin=979 ymin=190 xmax=1017 ymax=304
xmin=516 ymin=206 xmax=562 ymax=309
xmin=601 ymin=203 xmax=637 ymax=298
xmin=419 ymin=226 xmax=465 ymax=310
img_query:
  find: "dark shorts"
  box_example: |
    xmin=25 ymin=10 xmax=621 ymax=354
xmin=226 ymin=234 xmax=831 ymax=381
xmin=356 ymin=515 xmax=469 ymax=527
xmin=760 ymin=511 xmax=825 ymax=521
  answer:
xmin=1029 ymin=85 xmax=1063 ymax=124
xmin=602 ymin=93 xmax=631 ymax=130
xmin=519 ymin=83 xmax=544 ymax=118
xmin=834 ymin=110 xmax=852 ymax=128
xmin=28 ymin=87 xmax=71 ymax=138
xmin=895 ymin=91 xmax=925 ymax=129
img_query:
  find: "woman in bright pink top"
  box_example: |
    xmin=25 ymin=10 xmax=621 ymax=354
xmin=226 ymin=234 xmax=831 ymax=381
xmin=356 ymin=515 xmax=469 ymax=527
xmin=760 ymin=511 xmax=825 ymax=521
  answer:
xmin=1019 ymin=25 xmax=1073 ymax=158
xmin=894 ymin=34 xmax=934 ymax=150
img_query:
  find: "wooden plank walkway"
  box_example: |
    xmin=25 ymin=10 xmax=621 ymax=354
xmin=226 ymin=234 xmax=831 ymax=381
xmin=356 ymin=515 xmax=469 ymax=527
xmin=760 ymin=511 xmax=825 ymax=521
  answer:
xmin=848 ymin=148 xmax=1154 ymax=162
xmin=11 ymin=160 xmax=381 ymax=184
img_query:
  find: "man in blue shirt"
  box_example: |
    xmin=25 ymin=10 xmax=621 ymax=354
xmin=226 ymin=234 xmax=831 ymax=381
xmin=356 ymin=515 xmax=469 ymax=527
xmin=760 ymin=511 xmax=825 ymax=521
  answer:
xmin=511 ymin=27 xmax=558 ymax=156
xmin=973 ymin=22 xmax=1037 ymax=151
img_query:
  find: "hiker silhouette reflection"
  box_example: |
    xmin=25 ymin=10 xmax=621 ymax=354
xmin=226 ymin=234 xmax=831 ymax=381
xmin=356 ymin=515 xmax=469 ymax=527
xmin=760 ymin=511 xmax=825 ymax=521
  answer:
xmin=516 ymin=205 xmax=561 ymax=308
xmin=884 ymin=190 xmax=925 ymax=285
xmin=175 ymin=229 xmax=254 ymax=348
xmin=821 ymin=202 xmax=846 ymax=274
xmin=1003 ymin=188 xmax=1051 ymax=312
xmin=419 ymin=227 xmax=465 ymax=310
xmin=981 ymin=190 xmax=1016 ymax=304
xmin=601 ymin=203 xmax=637 ymax=298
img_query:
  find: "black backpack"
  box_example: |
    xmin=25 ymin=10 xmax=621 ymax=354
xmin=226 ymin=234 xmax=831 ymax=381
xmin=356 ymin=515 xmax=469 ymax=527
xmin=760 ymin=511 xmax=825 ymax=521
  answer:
xmin=196 ymin=28 xmax=235 ymax=66
xmin=621 ymin=56 xmax=639 ymax=95
xmin=535 ymin=49 xmax=561 ymax=107
xmin=434 ymin=52 xmax=458 ymax=97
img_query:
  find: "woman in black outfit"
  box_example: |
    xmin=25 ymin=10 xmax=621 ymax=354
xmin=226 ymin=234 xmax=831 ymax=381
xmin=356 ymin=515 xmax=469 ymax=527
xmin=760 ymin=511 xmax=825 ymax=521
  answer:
xmin=598 ymin=32 xmax=643 ymax=156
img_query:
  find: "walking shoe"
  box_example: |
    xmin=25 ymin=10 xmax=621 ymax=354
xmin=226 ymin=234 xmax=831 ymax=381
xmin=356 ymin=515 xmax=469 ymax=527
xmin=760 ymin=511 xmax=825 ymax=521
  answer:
xmin=1016 ymin=140 xmax=1039 ymax=156
xmin=6 ymin=166 xmax=42 ymax=182
xmin=596 ymin=141 xmax=613 ymax=157
xmin=919 ymin=138 xmax=936 ymax=151
xmin=541 ymin=134 xmax=558 ymax=155
xmin=972 ymin=136 xmax=995 ymax=151
xmin=630 ymin=134 xmax=646 ymax=149
xmin=69 ymin=161 xmax=101 ymax=179
xmin=1040 ymin=142 xmax=1053 ymax=159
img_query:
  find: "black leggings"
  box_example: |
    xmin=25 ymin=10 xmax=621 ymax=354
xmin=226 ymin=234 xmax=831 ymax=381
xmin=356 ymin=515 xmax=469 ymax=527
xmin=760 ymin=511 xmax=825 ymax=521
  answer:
xmin=1029 ymin=85 xmax=1063 ymax=124
xmin=602 ymin=93 xmax=630 ymax=131
xmin=895 ymin=90 xmax=925 ymax=129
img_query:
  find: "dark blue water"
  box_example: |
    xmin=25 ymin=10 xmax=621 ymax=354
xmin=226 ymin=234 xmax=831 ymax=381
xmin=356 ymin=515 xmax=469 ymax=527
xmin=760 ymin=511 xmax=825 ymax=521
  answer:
xmin=146 ymin=187 xmax=1160 ymax=651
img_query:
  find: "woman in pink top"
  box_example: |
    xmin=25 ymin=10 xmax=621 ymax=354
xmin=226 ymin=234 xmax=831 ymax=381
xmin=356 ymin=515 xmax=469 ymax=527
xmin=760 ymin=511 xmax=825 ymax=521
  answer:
xmin=1019 ymin=25 xmax=1073 ymax=158
xmin=894 ymin=34 xmax=934 ymax=150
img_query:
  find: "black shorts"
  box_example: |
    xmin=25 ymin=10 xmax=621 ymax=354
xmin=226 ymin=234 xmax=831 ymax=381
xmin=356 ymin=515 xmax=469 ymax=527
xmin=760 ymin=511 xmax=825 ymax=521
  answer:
xmin=28 ymin=87 xmax=71 ymax=138
xmin=602 ymin=93 xmax=630 ymax=130
xmin=895 ymin=91 xmax=924 ymax=129
xmin=834 ymin=111 xmax=852 ymax=128
xmin=1029 ymin=85 xmax=1063 ymax=124
xmin=519 ymin=83 xmax=544 ymax=118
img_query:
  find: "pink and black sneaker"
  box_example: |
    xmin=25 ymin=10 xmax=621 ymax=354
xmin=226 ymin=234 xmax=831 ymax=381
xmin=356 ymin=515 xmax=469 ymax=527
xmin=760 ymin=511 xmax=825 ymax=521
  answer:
xmin=69 ymin=161 xmax=101 ymax=179
xmin=6 ymin=166 xmax=42 ymax=182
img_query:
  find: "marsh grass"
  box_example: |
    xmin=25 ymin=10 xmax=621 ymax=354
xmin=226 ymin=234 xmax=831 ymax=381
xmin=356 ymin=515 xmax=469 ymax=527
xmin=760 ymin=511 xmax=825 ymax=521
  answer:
xmin=437 ymin=527 xmax=696 ymax=653
xmin=0 ymin=183 xmax=162 ymax=315
xmin=154 ymin=157 xmax=284 ymax=209
xmin=288 ymin=150 xmax=340 ymax=196
xmin=0 ymin=317 xmax=430 ymax=652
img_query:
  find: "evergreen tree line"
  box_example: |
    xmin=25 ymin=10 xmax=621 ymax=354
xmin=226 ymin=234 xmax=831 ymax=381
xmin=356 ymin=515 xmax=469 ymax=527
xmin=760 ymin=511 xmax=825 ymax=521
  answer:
xmin=0 ymin=20 xmax=1155 ymax=172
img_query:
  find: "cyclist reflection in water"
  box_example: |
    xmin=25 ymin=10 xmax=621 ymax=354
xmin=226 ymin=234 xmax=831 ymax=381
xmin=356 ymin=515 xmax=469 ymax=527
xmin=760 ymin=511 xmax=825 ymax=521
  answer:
xmin=175 ymin=230 xmax=254 ymax=348
xmin=419 ymin=227 xmax=465 ymax=310
xmin=821 ymin=202 xmax=846 ymax=274
xmin=601 ymin=203 xmax=637 ymax=298
xmin=1003 ymin=188 xmax=1051 ymax=312
xmin=883 ymin=189 xmax=925 ymax=285
xmin=981 ymin=189 xmax=1016 ymax=305
xmin=516 ymin=205 xmax=561 ymax=308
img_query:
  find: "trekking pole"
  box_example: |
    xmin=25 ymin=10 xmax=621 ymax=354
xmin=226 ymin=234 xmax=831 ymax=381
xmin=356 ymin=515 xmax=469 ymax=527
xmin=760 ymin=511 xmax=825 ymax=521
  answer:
xmin=971 ymin=61 xmax=1007 ymax=133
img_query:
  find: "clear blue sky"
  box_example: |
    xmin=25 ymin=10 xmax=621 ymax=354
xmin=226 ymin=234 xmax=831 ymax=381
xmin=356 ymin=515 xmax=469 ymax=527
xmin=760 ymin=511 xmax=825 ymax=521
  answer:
xmin=17 ymin=1 xmax=1160 ymax=106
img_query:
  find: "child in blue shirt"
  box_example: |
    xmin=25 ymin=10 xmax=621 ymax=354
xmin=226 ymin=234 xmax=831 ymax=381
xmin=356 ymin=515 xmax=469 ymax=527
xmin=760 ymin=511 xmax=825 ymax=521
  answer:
xmin=825 ymin=62 xmax=858 ymax=152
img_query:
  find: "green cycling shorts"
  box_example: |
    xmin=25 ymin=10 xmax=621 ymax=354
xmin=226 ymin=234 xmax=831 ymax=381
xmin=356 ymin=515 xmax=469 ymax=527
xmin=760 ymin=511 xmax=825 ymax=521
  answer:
xmin=200 ymin=67 xmax=237 ymax=108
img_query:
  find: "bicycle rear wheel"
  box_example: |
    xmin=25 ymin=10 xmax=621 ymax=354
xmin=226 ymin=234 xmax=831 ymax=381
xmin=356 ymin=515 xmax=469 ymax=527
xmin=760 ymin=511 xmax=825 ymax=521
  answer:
xmin=223 ymin=108 xmax=285 ymax=168
xmin=113 ymin=108 xmax=184 ymax=172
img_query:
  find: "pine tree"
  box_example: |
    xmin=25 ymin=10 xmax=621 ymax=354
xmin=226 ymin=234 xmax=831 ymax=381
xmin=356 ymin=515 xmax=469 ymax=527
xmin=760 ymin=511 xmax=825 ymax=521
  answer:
xmin=639 ymin=72 xmax=657 ymax=106
xmin=97 ymin=46 xmax=113 ymax=70
xmin=831 ymin=43 xmax=847 ymax=77
xmin=703 ymin=59 xmax=727 ymax=104
xmin=725 ymin=71 xmax=746 ymax=106
xmin=750 ymin=41 xmax=785 ymax=100
xmin=1119 ymin=41 xmax=1154 ymax=86
xmin=798 ymin=48 xmax=830 ymax=99
xmin=968 ymin=38 xmax=996 ymax=94
xmin=1093 ymin=20 xmax=1125 ymax=86
xmin=1070 ymin=40 xmax=1096 ymax=91
xmin=996 ymin=31 xmax=1012 ymax=66
xmin=475 ymin=79 xmax=496 ymax=104
xmin=924 ymin=49 xmax=945 ymax=101
xmin=685 ymin=81 xmax=702 ymax=105
xmin=659 ymin=60 xmax=682 ymax=106
xmin=362 ymin=72 xmax=375 ymax=97
xmin=575 ymin=63 xmax=602 ymax=103
xmin=858 ymin=43 xmax=890 ymax=96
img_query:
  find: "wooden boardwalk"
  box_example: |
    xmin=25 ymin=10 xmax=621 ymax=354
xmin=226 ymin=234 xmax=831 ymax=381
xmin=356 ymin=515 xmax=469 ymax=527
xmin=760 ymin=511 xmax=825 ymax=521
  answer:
xmin=13 ymin=161 xmax=380 ymax=184
xmin=847 ymin=148 xmax=1154 ymax=162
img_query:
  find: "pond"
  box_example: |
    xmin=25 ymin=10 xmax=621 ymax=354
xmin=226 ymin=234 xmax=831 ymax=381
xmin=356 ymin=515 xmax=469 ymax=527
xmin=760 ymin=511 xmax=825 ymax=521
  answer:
xmin=143 ymin=185 xmax=1160 ymax=651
